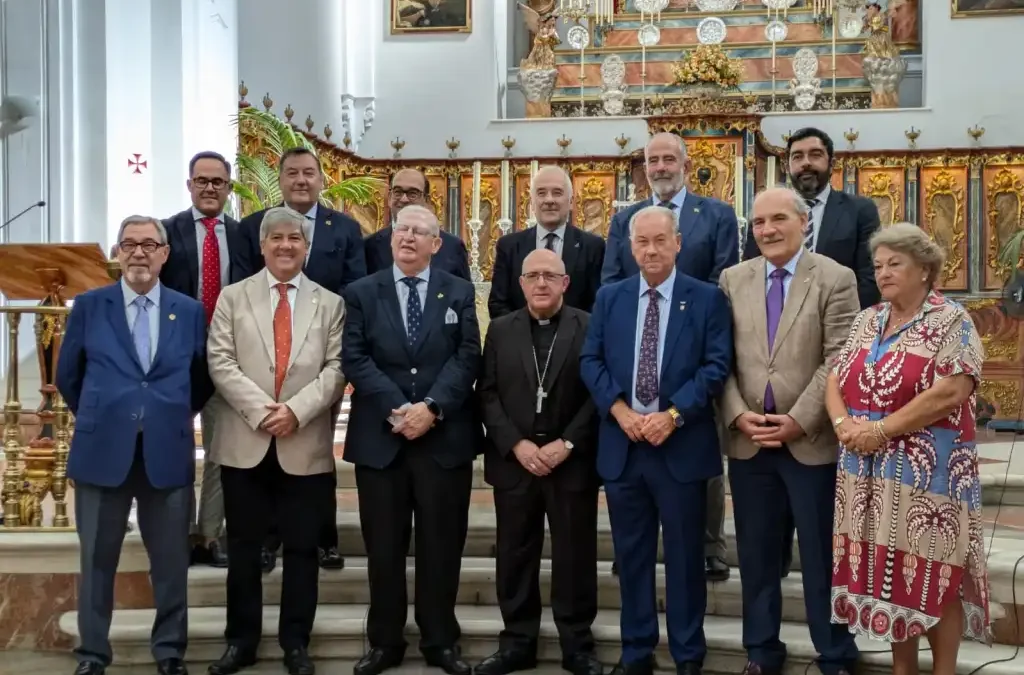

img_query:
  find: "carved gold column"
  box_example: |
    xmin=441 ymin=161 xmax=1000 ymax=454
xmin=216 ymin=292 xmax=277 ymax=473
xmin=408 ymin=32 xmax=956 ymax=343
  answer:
xmin=51 ymin=312 xmax=70 ymax=527
xmin=1 ymin=312 xmax=23 ymax=527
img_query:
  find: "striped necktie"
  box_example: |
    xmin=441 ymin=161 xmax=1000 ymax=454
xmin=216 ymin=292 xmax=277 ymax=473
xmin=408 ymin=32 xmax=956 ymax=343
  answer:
xmin=803 ymin=198 xmax=818 ymax=251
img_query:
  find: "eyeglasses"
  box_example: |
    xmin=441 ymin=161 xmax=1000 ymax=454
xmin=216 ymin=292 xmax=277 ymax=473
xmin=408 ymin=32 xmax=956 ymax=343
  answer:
xmin=390 ymin=187 xmax=424 ymax=200
xmin=394 ymin=225 xmax=435 ymax=238
xmin=119 ymin=240 xmax=164 ymax=254
xmin=192 ymin=177 xmax=229 ymax=189
xmin=522 ymin=272 xmax=565 ymax=283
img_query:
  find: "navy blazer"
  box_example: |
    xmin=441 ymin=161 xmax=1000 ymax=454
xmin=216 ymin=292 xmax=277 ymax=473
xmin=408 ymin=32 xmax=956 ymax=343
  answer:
xmin=579 ymin=273 xmax=732 ymax=484
xmin=365 ymin=226 xmax=472 ymax=281
xmin=160 ymin=209 xmax=252 ymax=299
xmin=239 ymin=205 xmax=366 ymax=296
xmin=601 ymin=194 xmax=739 ymax=286
xmin=341 ymin=269 xmax=482 ymax=470
xmin=56 ymin=282 xmax=213 ymax=490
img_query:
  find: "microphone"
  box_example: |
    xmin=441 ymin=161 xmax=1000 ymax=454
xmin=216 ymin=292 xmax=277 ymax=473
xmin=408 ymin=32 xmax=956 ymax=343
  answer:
xmin=0 ymin=200 xmax=45 ymax=233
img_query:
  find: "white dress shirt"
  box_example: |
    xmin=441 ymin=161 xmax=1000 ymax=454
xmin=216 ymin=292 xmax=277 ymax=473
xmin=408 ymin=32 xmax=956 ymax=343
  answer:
xmin=536 ymin=223 xmax=567 ymax=257
xmin=630 ymin=268 xmax=676 ymax=414
xmin=267 ymin=269 xmax=301 ymax=329
xmin=393 ymin=264 xmax=430 ymax=333
xmin=121 ymin=279 xmax=161 ymax=361
xmin=191 ymin=207 xmax=230 ymax=296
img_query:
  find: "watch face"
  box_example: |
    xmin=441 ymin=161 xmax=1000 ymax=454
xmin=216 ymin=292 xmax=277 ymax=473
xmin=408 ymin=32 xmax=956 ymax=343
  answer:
xmin=674 ymin=414 xmax=685 ymax=428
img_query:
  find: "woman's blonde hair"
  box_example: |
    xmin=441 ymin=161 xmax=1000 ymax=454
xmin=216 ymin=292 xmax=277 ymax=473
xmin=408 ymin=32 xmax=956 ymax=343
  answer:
xmin=869 ymin=222 xmax=946 ymax=288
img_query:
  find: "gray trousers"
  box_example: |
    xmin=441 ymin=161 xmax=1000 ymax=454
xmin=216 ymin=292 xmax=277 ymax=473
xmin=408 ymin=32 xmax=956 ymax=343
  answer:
xmin=191 ymin=403 xmax=225 ymax=540
xmin=75 ymin=445 xmax=191 ymax=666
xmin=705 ymin=473 xmax=727 ymax=558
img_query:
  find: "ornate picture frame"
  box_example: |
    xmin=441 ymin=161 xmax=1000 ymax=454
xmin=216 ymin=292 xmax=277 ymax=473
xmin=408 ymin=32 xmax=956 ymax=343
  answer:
xmin=952 ymin=0 xmax=1024 ymax=17
xmin=391 ymin=0 xmax=472 ymax=34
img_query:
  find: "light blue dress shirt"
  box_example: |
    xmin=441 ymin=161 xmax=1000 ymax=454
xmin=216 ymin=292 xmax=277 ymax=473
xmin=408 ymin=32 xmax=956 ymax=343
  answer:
xmin=764 ymin=247 xmax=803 ymax=300
xmin=630 ymin=268 xmax=676 ymax=414
xmin=121 ymin=279 xmax=161 ymax=362
xmin=393 ymin=264 xmax=430 ymax=333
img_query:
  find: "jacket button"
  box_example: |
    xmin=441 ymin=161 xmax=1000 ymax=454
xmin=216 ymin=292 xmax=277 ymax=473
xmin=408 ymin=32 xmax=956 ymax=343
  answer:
xmin=411 ymin=368 xmax=417 ymax=375
xmin=141 ymin=382 xmax=148 ymax=388
xmin=269 ymin=366 xmax=275 ymax=373
xmin=131 ymin=413 xmax=138 ymax=420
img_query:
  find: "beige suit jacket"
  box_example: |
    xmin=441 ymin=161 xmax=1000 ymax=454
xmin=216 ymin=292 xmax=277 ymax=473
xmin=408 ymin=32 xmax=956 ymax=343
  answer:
xmin=206 ymin=271 xmax=346 ymax=476
xmin=719 ymin=252 xmax=859 ymax=465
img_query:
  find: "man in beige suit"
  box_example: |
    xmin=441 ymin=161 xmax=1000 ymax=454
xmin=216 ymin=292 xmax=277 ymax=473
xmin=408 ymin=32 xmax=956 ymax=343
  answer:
xmin=205 ymin=206 xmax=346 ymax=675
xmin=719 ymin=187 xmax=859 ymax=675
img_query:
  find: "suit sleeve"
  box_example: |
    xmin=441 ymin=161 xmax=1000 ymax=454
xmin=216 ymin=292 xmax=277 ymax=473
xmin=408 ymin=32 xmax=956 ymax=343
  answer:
xmin=232 ymin=222 xmax=257 ymax=281
xmin=285 ymin=297 xmax=347 ymax=427
xmin=667 ymin=286 xmax=733 ymax=421
xmin=788 ymin=268 xmax=859 ymax=437
xmin=560 ymin=320 xmax=599 ymax=450
xmin=711 ymin=204 xmax=740 ymax=283
xmin=55 ymin=297 xmax=88 ymax=415
xmin=425 ymin=283 xmax=482 ymax=414
xmin=584 ymin=237 xmax=606 ymax=312
xmin=477 ymin=328 xmax=523 ymax=456
xmin=717 ymin=270 xmax=748 ymax=426
xmin=189 ymin=306 xmax=215 ymax=412
xmin=486 ymin=237 xmax=514 ymax=319
xmin=579 ymin=288 xmax=626 ymax=416
xmin=340 ymin=286 xmax=409 ymax=417
xmin=453 ymin=237 xmax=472 ymax=282
xmin=742 ymin=224 xmax=760 ymax=261
xmin=339 ymin=222 xmax=368 ymax=294
xmin=600 ymin=212 xmax=628 ymax=285
xmin=206 ymin=291 xmax=276 ymax=431
xmin=853 ymin=198 xmax=881 ymax=309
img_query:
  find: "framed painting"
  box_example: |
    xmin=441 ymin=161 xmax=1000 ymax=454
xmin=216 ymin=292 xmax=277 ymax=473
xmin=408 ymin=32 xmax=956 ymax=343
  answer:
xmin=391 ymin=0 xmax=472 ymax=34
xmin=952 ymin=0 xmax=1024 ymax=17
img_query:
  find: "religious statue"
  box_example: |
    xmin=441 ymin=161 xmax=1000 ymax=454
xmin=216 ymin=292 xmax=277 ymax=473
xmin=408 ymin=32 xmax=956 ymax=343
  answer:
xmin=861 ymin=5 xmax=906 ymax=109
xmin=600 ymin=54 xmax=628 ymax=116
xmin=517 ymin=1 xmax=560 ymax=118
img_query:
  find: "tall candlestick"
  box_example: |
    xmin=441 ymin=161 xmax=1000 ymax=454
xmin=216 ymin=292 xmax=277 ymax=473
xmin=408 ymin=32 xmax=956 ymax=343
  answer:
xmin=472 ymin=161 xmax=482 ymax=221
xmin=734 ymin=156 xmax=745 ymax=218
xmin=500 ymin=160 xmax=510 ymax=219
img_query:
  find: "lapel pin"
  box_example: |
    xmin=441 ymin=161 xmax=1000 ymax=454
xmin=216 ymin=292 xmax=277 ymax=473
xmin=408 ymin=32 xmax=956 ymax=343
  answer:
xmin=679 ymin=301 xmax=687 ymax=311
xmin=168 ymin=314 xmax=176 ymax=321
xmin=437 ymin=292 xmax=444 ymax=299
xmin=326 ymin=219 xmax=333 ymax=227
xmin=693 ymin=207 xmax=700 ymax=213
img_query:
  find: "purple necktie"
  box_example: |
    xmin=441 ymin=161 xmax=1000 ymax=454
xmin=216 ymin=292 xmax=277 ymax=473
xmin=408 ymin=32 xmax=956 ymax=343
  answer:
xmin=635 ymin=288 xmax=661 ymax=406
xmin=764 ymin=268 xmax=788 ymax=412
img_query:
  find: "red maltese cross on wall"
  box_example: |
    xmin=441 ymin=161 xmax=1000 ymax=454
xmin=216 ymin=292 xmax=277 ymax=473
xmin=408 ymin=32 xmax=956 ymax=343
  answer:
xmin=128 ymin=153 xmax=148 ymax=174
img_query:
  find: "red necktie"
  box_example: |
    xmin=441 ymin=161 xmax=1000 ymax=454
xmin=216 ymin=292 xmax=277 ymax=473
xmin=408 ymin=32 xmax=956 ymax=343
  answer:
xmin=200 ymin=217 xmax=222 ymax=324
xmin=273 ymin=283 xmax=292 ymax=399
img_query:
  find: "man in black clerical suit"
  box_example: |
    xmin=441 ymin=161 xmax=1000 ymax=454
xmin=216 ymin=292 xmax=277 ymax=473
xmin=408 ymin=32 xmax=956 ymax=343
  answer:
xmin=487 ymin=165 xmax=604 ymax=319
xmin=476 ymin=248 xmax=603 ymax=675
xmin=239 ymin=146 xmax=365 ymax=571
xmin=161 ymin=150 xmax=252 ymax=569
xmin=342 ymin=204 xmax=480 ymax=675
xmin=742 ymin=127 xmax=881 ymax=578
xmin=365 ymin=168 xmax=471 ymax=281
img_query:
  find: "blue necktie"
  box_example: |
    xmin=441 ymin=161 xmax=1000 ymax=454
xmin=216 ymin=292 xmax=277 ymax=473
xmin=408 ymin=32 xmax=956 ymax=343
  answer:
xmin=402 ymin=277 xmax=423 ymax=344
xmin=635 ymin=288 xmax=661 ymax=406
xmin=132 ymin=296 xmax=152 ymax=372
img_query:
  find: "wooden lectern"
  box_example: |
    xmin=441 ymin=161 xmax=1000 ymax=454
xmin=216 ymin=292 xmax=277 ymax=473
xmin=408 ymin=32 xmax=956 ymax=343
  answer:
xmin=0 ymin=243 xmax=114 ymax=528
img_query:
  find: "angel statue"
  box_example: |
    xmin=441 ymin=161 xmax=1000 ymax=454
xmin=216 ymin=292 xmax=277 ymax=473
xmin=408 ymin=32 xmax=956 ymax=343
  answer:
xmin=861 ymin=4 xmax=906 ymax=109
xmin=517 ymin=1 xmax=560 ymax=117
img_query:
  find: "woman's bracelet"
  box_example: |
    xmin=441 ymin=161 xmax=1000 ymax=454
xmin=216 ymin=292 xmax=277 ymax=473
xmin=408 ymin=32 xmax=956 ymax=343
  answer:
xmin=873 ymin=420 xmax=890 ymax=443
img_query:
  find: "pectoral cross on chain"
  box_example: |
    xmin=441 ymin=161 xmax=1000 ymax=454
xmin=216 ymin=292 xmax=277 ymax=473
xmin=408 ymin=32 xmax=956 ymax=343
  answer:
xmin=535 ymin=386 xmax=548 ymax=414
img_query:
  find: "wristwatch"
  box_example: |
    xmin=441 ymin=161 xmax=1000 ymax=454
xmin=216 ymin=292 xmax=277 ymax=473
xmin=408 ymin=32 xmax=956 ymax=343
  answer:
xmin=833 ymin=416 xmax=847 ymax=428
xmin=424 ymin=397 xmax=443 ymax=420
xmin=668 ymin=407 xmax=685 ymax=428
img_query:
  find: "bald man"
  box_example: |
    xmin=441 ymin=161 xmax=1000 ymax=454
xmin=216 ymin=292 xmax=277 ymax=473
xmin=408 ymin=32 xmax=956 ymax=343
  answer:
xmin=487 ymin=165 xmax=605 ymax=319
xmin=365 ymin=168 xmax=472 ymax=281
xmin=477 ymin=249 xmax=602 ymax=675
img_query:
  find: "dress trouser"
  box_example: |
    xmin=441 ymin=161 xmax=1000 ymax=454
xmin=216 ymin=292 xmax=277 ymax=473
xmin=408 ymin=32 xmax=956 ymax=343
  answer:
xmin=75 ymin=437 xmax=191 ymax=666
xmin=192 ymin=403 xmax=225 ymax=540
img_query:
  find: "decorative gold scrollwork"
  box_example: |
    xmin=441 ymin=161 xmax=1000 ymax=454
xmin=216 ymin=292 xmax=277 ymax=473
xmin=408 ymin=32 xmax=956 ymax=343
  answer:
xmin=860 ymin=172 xmax=903 ymax=227
xmin=986 ymin=168 xmax=1024 ymax=283
xmin=923 ymin=169 xmax=966 ymax=285
xmin=685 ymin=138 xmax=737 ymax=203
xmin=977 ymin=379 xmax=1023 ymax=420
xmin=575 ymin=176 xmax=613 ymax=238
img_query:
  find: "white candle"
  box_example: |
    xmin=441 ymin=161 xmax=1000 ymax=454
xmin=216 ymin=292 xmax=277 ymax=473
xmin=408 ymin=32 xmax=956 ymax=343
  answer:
xmin=767 ymin=156 xmax=777 ymax=186
xmin=472 ymin=161 xmax=482 ymax=221
xmin=500 ymin=160 xmax=510 ymax=219
xmin=734 ymin=156 xmax=745 ymax=217
xmin=530 ymin=160 xmax=539 ymax=179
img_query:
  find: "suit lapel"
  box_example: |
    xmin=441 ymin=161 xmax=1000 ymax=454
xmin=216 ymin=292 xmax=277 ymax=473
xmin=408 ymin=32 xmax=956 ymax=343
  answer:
xmin=771 ymin=254 xmax=816 ymax=360
xmin=376 ymin=273 xmax=407 ymax=353
xmin=305 ymin=207 xmax=334 ymax=270
xmin=225 ymin=216 xmax=245 ymax=283
xmin=561 ymin=225 xmax=581 ymax=275
xmin=676 ymin=193 xmax=702 ymax=248
xmin=412 ymin=272 xmax=446 ymax=352
xmin=661 ymin=274 xmax=692 ymax=376
xmin=106 ymin=286 xmax=144 ymax=373
xmin=747 ymin=260 xmax=770 ymax=364
xmin=178 ymin=212 xmax=201 ymax=294
xmin=288 ymin=278 xmax=319 ymax=367
xmin=244 ymin=276 xmax=277 ymax=364
xmin=150 ymin=287 xmax=179 ymax=371
xmin=815 ymin=191 xmax=843 ymax=254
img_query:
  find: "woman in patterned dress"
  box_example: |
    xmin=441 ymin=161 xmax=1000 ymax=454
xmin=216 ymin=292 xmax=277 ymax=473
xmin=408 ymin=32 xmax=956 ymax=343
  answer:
xmin=825 ymin=223 xmax=990 ymax=675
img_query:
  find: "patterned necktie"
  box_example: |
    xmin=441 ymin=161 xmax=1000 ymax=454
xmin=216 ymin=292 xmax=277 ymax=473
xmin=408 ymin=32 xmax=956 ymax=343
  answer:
xmin=764 ymin=268 xmax=788 ymax=412
xmin=273 ymin=283 xmax=292 ymax=399
xmin=544 ymin=232 xmax=557 ymax=251
xmin=402 ymin=277 xmax=423 ymax=344
xmin=803 ymin=199 xmax=818 ymax=251
xmin=131 ymin=296 xmax=152 ymax=372
xmin=200 ymin=217 xmax=221 ymax=324
xmin=658 ymin=201 xmax=678 ymax=212
xmin=635 ymin=288 xmax=661 ymax=406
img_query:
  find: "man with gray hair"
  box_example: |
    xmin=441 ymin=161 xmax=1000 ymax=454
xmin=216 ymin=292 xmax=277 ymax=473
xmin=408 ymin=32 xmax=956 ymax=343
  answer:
xmin=206 ymin=206 xmax=347 ymax=675
xmin=57 ymin=215 xmax=214 ymax=675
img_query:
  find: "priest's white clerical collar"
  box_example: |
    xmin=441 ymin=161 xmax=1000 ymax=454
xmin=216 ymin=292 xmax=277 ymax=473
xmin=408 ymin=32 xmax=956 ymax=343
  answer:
xmin=538 ymin=318 xmax=551 ymax=326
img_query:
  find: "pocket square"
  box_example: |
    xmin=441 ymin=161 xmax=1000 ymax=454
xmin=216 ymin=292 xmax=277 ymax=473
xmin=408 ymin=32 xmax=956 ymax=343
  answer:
xmin=445 ymin=308 xmax=459 ymax=324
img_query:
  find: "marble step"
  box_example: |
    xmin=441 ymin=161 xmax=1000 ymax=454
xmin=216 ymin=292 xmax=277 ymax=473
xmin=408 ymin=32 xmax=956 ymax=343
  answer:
xmin=187 ymin=558 xmax=808 ymax=622
xmin=57 ymin=605 xmax=1023 ymax=674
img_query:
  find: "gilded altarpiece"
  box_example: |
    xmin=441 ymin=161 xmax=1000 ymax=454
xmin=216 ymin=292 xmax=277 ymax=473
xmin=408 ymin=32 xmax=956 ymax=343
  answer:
xmin=459 ymin=172 xmax=504 ymax=281
xmin=857 ymin=167 xmax=906 ymax=228
xmin=683 ymin=138 xmax=740 ymax=208
xmin=919 ymin=165 xmax=969 ymax=291
xmin=515 ymin=172 xmax=533 ymax=232
xmin=983 ymin=164 xmax=1024 ymax=290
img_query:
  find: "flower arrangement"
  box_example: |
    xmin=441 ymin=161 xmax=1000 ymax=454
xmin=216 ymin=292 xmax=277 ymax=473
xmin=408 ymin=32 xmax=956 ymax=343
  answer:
xmin=671 ymin=44 xmax=743 ymax=89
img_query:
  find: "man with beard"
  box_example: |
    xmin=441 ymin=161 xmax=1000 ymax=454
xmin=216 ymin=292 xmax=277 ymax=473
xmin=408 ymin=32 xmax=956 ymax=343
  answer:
xmin=365 ymin=168 xmax=471 ymax=280
xmin=488 ymin=165 xmax=605 ymax=319
xmin=742 ymin=127 xmax=880 ymax=578
xmin=601 ymin=132 xmax=737 ymax=583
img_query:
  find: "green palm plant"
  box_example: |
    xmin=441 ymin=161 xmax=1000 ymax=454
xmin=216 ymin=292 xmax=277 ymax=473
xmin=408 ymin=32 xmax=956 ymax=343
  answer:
xmin=999 ymin=230 xmax=1024 ymax=274
xmin=232 ymin=106 xmax=383 ymax=215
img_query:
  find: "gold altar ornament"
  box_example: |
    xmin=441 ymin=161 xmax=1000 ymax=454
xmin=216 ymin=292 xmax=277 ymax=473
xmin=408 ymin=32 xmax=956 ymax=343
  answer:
xmin=615 ymin=134 xmax=630 ymax=155
xmin=501 ymin=136 xmax=516 ymax=157
xmin=261 ymin=93 xmax=273 ymax=112
xmin=284 ymin=104 xmax=294 ymax=122
xmin=557 ymin=134 xmax=572 ymax=157
xmin=968 ymin=125 xmax=986 ymax=143
xmin=447 ymin=137 xmax=461 ymax=159
xmin=671 ymin=44 xmax=743 ymax=91
xmin=844 ymin=129 xmax=859 ymax=151
xmin=905 ymin=127 xmax=920 ymax=150
xmin=391 ymin=137 xmax=406 ymax=159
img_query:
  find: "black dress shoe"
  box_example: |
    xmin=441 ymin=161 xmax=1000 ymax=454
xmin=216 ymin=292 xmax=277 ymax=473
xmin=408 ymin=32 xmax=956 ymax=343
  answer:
xmin=157 ymin=658 xmax=189 ymax=675
xmin=74 ymin=662 xmax=105 ymax=675
xmin=476 ymin=648 xmax=537 ymax=675
xmin=704 ymin=556 xmax=730 ymax=582
xmin=611 ymin=561 xmax=618 ymax=576
xmin=563 ymin=652 xmax=603 ymax=675
xmin=208 ymin=645 xmax=258 ymax=675
xmin=609 ymin=656 xmax=654 ymax=675
xmin=353 ymin=647 xmax=405 ymax=675
xmin=261 ymin=547 xmax=277 ymax=574
xmin=318 ymin=546 xmax=345 ymax=570
xmin=676 ymin=663 xmax=701 ymax=675
xmin=191 ymin=541 xmax=228 ymax=568
xmin=423 ymin=647 xmax=473 ymax=675
xmin=740 ymin=661 xmax=781 ymax=675
xmin=284 ymin=647 xmax=315 ymax=675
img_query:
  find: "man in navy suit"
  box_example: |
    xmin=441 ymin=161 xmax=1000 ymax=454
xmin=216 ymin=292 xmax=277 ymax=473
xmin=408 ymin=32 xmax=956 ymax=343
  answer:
xmin=342 ymin=204 xmax=480 ymax=675
xmin=601 ymin=132 xmax=738 ymax=582
xmin=239 ymin=146 xmax=362 ymax=570
xmin=581 ymin=206 xmax=732 ymax=675
xmin=57 ymin=215 xmax=213 ymax=675
xmin=365 ymin=168 xmax=471 ymax=281
xmin=160 ymin=150 xmax=250 ymax=569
